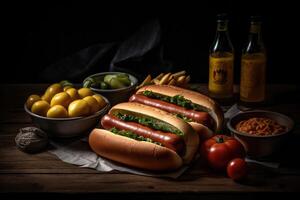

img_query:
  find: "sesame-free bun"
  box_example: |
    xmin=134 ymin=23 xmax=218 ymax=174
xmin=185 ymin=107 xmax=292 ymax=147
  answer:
xmin=109 ymin=102 xmax=199 ymax=164
xmin=89 ymin=129 xmax=183 ymax=171
xmin=189 ymin=121 xmax=214 ymax=141
xmin=137 ymin=85 xmax=224 ymax=131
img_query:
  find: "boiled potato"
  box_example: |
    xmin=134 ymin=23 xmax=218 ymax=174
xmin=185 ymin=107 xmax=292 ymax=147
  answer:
xmin=83 ymin=96 xmax=100 ymax=114
xmin=65 ymin=88 xmax=80 ymax=101
xmin=78 ymin=88 xmax=94 ymax=98
xmin=26 ymin=94 xmax=41 ymax=109
xmin=63 ymin=85 xmax=73 ymax=91
xmin=60 ymin=80 xmax=74 ymax=91
xmin=50 ymin=92 xmax=72 ymax=108
xmin=45 ymin=83 xmax=63 ymax=100
xmin=31 ymin=100 xmax=50 ymax=116
xmin=47 ymin=105 xmax=68 ymax=118
xmin=92 ymin=94 xmax=106 ymax=108
xmin=68 ymin=99 xmax=90 ymax=117
xmin=41 ymin=93 xmax=52 ymax=103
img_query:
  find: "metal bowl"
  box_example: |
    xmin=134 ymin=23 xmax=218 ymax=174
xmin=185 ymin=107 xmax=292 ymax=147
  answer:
xmin=227 ymin=110 xmax=294 ymax=158
xmin=24 ymin=96 xmax=110 ymax=138
xmin=83 ymin=72 xmax=138 ymax=106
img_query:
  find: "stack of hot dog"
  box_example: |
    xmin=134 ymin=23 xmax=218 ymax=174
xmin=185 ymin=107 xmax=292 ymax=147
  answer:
xmin=89 ymin=85 xmax=224 ymax=171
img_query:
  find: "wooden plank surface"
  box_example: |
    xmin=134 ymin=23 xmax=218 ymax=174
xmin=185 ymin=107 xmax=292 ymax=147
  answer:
xmin=0 ymin=84 xmax=300 ymax=194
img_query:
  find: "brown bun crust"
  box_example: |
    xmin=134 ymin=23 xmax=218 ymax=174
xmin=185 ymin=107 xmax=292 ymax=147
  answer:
xmin=189 ymin=122 xmax=214 ymax=142
xmin=109 ymin=102 xmax=199 ymax=164
xmin=137 ymin=85 xmax=224 ymax=131
xmin=89 ymin=129 xmax=182 ymax=171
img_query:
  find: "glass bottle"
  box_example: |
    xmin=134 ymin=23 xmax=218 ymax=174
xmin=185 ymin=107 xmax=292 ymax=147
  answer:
xmin=209 ymin=14 xmax=234 ymax=99
xmin=240 ymin=16 xmax=266 ymax=104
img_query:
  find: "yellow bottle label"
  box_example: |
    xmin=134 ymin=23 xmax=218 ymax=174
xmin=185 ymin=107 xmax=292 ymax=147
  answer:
xmin=240 ymin=54 xmax=266 ymax=102
xmin=250 ymin=24 xmax=261 ymax=33
xmin=209 ymin=54 xmax=234 ymax=97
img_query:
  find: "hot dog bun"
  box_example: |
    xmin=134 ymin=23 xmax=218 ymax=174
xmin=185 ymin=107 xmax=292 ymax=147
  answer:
xmin=89 ymin=129 xmax=183 ymax=171
xmin=188 ymin=122 xmax=214 ymax=142
xmin=108 ymin=102 xmax=199 ymax=164
xmin=137 ymin=85 xmax=224 ymax=132
xmin=89 ymin=102 xmax=200 ymax=171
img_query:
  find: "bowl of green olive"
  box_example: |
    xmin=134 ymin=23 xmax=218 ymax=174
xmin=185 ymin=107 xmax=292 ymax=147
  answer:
xmin=83 ymin=72 xmax=138 ymax=106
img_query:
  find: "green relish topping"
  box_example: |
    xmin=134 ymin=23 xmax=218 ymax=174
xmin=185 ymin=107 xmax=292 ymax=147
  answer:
xmin=174 ymin=113 xmax=193 ymax=122
xmin=110 ymin=127 xmax=162 ymax=145
xmin=114 ymin=112 xmax=183 ymax=136
xmin=142 ymin=90 xmax=208 ymax=112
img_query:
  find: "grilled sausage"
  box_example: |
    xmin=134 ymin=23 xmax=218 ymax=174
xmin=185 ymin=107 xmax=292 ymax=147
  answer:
xmin=101 ymin=114 xmax=185 ymax=155
xmin=129 ymin=94 xmax=212 ymax=127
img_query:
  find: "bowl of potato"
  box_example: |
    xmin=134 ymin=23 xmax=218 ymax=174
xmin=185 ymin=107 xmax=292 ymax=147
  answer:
xmin=24 ymin=82 xmax=110 ymax=138
xmin=83 ymin=72 xmax=138 ymax=106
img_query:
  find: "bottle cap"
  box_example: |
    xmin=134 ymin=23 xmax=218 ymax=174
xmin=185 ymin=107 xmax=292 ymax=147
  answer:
xmin=250 ymin=15 xmax=262 ymax=23
xmin=217 ymin=13 xmax=228 ymax=22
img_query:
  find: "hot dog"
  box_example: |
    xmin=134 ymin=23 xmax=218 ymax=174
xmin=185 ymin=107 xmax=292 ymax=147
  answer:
xmin=101 ymin=114 xmax=185 ymax=154
xmin=89 ymin=102 xmax=199 ymax=171
xmin=129 ymin=94 xmax=212 ymax=127
xmin=130 ymin=85 xmax=224 ymax=141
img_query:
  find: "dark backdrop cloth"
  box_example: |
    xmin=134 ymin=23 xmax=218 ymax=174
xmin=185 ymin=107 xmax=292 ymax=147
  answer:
xmin=3 ymin=2 xmax=300 ymax=84
xmin=40 ymin=20 xmax=167 ymax=83
xmin=40 ymin=43 xmax=116 ymax=83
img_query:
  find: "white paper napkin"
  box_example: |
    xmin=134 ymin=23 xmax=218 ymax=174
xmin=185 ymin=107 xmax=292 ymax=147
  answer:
xmin=49 ymin=139 xmax=189 ymax=178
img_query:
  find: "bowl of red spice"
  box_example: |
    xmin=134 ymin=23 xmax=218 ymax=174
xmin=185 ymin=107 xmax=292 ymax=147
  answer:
xmin=227 ymin=110 xmax=294 ymax=158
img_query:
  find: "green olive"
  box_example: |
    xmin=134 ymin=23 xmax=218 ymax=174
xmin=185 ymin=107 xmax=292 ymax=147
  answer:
xmin=60 ymin=80 xmax=73 ymax=88
xmin=104 ymin=75 xmax=115 ymax=84
xmin=103 ymin=73 xmax=131 ymax=89
xmin=100 ymin=81 xmax=109 ymax=89
xmin=109 ymin=77 xmax=126 ymax=89
xmin=47 ymin=105 xmax=68 ymax=118
xmin=116 ymin=73 xmax=129 ymax=79
xmin=83 ymin=77 xmax=96 ymax=88
xmin=116 ymin=76 xmax=131 ymax=86
xmin=68 ymin=99 xmax=90 ymax=117
xmin=90 ymin=82 xmax=100 ymax=89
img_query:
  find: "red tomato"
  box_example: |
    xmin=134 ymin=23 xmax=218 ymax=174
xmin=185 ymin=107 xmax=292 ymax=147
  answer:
xmin=201 ymin=135 xmax=245 ymax=170
xmin=227 ymin=158 xmax=247 ymax=181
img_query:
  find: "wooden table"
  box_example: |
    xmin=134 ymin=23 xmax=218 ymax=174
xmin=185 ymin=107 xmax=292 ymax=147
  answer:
xmin=1 ymin=84 xmax=300 ymax=199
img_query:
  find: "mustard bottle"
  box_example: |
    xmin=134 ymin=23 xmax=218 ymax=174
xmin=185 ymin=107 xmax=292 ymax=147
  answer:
xmin=240 ymin=16 xmax=266 ymax=104
xmin=209 ymin=14 xmax=234 ymax=99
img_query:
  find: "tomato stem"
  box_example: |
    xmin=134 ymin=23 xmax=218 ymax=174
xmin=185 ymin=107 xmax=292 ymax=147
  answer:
xmin=216 ymin=136 xmax=224 ymax=143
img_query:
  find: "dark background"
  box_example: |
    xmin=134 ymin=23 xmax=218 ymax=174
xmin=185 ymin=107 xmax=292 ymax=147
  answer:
xmin=2 ymin=1 xmax=299 ymax=84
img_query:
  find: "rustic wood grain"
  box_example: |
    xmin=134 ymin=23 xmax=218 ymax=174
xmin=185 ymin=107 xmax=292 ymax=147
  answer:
xmin=1 ymin=173 xmax=299 ymax=193
xmin=0 ymin=84 xmax=299 ymax=195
